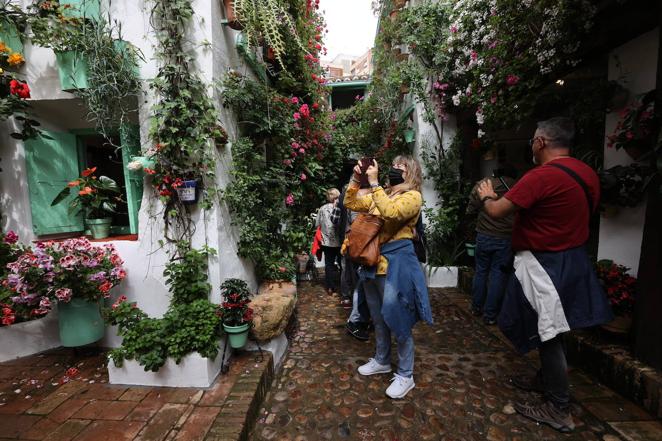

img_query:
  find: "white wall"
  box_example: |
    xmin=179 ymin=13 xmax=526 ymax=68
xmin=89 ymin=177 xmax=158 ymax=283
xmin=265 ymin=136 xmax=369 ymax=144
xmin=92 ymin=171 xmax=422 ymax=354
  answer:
xmin=0 ymin=0 xmax=258 ymax=349
xmin=410 ymin=97 xmax=457 ymax=222
xmin=597 ymin=27 xmax=659 ymax=276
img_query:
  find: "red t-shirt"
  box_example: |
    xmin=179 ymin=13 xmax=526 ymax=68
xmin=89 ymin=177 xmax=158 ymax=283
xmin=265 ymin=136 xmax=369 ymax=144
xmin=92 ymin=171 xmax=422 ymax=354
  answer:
xmin=504 ymin=157 xmax=600 ymax=252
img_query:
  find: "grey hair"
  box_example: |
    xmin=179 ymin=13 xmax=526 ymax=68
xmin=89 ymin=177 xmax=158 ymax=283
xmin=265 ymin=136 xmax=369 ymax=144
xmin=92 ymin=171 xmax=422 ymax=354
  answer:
xmin=537 ymin=117 xmax=575 ymax=148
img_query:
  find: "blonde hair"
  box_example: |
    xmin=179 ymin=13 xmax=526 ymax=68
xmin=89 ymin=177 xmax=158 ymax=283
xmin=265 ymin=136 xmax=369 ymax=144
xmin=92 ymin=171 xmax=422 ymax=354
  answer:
xmin=392 ymin=155 xmax=422 ymax=192
xmin=326 ymin=188 xmax=340 ymax=203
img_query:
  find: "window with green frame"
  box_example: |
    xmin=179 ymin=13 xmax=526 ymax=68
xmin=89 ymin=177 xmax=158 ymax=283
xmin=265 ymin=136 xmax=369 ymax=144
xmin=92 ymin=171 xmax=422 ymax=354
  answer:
xmin=24 ymin=125 xmax=143 ymax=237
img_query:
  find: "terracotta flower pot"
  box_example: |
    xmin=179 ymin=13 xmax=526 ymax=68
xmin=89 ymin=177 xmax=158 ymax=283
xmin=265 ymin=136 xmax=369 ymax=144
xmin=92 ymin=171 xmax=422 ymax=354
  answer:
xmin=223 ymin=0 xmax=242 ymax=30
xmin=394 ymin=0 xmax=407 ymax=7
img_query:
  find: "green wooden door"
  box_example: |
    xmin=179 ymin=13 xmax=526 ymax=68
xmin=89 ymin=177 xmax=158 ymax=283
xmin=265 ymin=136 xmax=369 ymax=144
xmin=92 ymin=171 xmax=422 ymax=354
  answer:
xmin=0 ymin=19 xmax=23 ymax=54
xmin=61 ymin=0 xmax=100 ymax=20
xmin=120 ymin=124 xmax=143 ymax=234
xmin=24 ymin=131 xmax=84 ymax=235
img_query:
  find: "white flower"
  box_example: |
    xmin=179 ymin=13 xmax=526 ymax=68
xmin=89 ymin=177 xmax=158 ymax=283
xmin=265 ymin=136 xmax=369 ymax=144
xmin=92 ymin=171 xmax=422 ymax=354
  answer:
xmin=476 ymin=111 xmax=485 ymax=125
xmin=127 ymin=160 xmax=143 ymax=171
xmin=478 ymin=129 xmax=485 ymax=138
xmin=452 ymin=93 xmax=462 ymax=106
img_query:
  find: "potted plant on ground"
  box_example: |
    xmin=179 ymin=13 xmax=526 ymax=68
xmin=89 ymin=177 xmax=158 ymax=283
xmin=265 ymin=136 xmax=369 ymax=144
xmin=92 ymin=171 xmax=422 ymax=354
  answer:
xmin=219 ymin=278 xmax=253 ymax=349
xmin=51 ymin=166 xmax=123 ymax=239
xmin=4 ymin=237 xmax=126 ymax=346
xmin=595 ymin=259 xmax=636 ymax=334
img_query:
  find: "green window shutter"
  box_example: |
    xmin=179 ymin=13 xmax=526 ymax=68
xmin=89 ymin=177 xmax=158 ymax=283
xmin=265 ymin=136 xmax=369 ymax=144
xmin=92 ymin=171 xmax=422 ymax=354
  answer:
xmin=120 ymin=124 xmax=143 ymax=235
xmin=0 ymin=19 xmax=23 ymax=54
xmin=60 ymin=0 xmax=100 ymax=20
xmin=24 ymin=131 xmax=84 ymax=236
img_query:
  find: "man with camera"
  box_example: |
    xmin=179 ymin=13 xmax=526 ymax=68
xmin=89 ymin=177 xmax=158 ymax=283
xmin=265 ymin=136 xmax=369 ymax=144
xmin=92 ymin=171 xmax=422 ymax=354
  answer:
xmin=466 ymin=164 xmax=518 ymax=325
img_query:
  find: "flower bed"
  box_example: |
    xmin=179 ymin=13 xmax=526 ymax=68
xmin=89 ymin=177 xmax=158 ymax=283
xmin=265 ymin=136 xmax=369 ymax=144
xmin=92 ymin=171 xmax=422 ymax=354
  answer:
xmin=107 ymin=338 xmax=230 ymax=387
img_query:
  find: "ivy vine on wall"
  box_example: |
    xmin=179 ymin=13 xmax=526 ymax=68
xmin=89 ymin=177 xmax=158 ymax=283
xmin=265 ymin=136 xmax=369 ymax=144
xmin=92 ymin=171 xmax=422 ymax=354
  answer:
xmin=148 ymin=0 xmax=226 ymax=245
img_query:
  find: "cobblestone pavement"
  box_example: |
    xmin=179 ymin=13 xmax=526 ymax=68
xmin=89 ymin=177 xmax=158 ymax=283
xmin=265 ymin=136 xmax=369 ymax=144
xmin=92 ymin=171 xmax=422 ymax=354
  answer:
xmin=252 ymin=283 xmax=662 ymax=441
xmin=0 ymin=348 xmax=269 ymax=440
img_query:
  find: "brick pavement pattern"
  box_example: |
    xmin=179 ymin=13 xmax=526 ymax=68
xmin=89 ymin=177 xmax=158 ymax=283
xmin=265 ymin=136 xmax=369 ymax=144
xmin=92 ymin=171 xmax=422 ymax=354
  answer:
xmin=0 ymin=348 xmax=271 ymax=441
xmin=251 ymin=284 xmax=662 ymax=441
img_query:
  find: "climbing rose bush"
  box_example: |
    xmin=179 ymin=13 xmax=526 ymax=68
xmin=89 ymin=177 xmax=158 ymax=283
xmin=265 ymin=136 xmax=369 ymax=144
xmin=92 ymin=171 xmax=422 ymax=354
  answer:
xmin=4 ymin=238 xmax=126 ymax=317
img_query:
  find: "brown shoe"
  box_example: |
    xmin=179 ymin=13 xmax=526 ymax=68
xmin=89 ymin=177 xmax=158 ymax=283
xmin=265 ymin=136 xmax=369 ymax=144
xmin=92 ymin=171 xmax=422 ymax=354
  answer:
xmin=514 ymin=401 xmax=575 ymax=433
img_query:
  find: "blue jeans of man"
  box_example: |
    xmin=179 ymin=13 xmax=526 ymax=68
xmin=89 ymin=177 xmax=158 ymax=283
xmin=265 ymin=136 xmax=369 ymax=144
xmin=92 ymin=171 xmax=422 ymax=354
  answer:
xmin=363 ymin=276 xmax=415 ymax=378
xmin=471 ymin=232 xmax=512 ymax=321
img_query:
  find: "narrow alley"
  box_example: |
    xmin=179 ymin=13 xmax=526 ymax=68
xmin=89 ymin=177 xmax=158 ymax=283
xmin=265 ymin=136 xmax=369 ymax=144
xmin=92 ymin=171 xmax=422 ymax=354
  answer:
xmin=251 ymin=283 xmax=660 ymax=441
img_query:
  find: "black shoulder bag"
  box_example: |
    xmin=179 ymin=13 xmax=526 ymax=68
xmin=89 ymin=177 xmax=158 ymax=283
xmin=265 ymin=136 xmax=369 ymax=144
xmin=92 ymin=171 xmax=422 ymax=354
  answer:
xmin=548 ymin=163 xmax=595 ymax=213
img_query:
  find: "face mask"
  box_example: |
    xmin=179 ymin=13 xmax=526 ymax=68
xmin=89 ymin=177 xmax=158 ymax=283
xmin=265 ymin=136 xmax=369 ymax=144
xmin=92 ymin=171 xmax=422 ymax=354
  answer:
xmin=388 ymin=167 xmax=405 ymax=186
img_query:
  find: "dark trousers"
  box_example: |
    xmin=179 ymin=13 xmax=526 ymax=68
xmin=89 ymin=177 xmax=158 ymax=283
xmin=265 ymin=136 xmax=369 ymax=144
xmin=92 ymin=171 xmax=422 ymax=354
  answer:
xmin=340 ymin=255 xmax=358 ymax=301
xmin=539 ymin=334 xmax=570 ymax=410
xmin=321 ymin=246 xmax=340 ymax=292
xmin=471 ymin=232 xmax=512 ymax=320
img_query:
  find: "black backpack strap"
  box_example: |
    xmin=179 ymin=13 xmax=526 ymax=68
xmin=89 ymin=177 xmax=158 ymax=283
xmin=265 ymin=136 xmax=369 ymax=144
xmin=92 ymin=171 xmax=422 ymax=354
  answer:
xmin=548 ymin=163 xmax=595 ymax=213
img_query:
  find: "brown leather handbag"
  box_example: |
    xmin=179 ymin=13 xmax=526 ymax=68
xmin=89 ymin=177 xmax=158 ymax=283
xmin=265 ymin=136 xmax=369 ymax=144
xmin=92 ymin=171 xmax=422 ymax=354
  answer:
xmin=346 ymin=213 xmax=384 ymax=267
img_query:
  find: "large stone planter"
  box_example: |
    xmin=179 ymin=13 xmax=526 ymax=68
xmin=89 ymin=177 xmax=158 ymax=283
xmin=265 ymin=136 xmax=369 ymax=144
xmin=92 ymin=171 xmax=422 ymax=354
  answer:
xmin=425 ymin=265 xmax=459 ymax=288
xmin=107 ymin=338 xmax=230 ymax=387
xmin=0 ymin=311 xmax=61 ymax=362
xmin=251 ymin=281 xmax=297 ymax=342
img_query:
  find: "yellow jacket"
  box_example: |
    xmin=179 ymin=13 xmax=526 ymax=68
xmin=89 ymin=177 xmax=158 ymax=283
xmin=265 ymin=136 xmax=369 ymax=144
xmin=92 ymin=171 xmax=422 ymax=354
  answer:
xmin=344 ymin=183 xmax=422 ymax=275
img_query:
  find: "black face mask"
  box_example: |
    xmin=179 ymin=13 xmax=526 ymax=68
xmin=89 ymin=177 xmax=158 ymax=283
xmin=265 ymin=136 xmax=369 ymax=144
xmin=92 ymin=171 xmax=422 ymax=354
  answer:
xmin=388 ymin=167 xmax=405 ymax=186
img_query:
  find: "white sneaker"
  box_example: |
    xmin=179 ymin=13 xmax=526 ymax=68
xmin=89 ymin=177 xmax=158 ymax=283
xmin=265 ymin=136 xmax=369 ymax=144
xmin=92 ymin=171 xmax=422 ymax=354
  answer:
xmin=385 ymin=374 xmax=415 ymax=399
xmin=358 ymin=358 xmax=392 ymax=376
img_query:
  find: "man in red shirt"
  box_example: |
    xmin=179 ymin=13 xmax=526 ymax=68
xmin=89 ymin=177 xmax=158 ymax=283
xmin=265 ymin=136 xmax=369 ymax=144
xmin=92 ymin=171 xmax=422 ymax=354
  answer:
xmin=477 ymin=117 xmax=613 ymax=433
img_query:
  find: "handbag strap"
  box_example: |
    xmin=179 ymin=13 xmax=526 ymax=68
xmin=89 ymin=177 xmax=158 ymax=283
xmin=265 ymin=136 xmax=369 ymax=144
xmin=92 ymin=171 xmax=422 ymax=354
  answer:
xmin=548 ymin=162 xmax=595 ymax=213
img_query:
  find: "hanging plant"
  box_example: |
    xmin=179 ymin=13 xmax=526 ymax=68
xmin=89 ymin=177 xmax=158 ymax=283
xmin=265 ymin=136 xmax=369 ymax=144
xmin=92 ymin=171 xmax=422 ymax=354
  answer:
xmin=607 ymin=90 xmax=659 ymax=160
xmin=231 ymin=0 xmax=305 ymax=70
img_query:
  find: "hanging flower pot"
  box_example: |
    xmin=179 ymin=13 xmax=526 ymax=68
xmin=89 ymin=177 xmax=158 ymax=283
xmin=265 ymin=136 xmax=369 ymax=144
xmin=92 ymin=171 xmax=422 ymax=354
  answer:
xmin=404 ymin=128 xmax=415 ymax=144
xmin=176 ymin=180 xmax=199 ymax=205
xmin=465 ymin=243 xmax=476 ymax=257
xmin=86 ymin=217 xmax=112 ymax=239
xmin=58 ymin=299 xmax=105 ymax=347
xmin=223 ymin=322 xmax=250 ymax=348
xmin=223 ymin=0 xmax=243 ymax=30
xmin=394 ymin=0 xmax=407 ymax=7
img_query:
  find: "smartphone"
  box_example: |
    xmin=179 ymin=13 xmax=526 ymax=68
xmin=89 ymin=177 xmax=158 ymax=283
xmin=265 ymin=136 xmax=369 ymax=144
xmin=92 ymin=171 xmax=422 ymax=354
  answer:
xmin=359 ymin=157 xmax=374 ymax=188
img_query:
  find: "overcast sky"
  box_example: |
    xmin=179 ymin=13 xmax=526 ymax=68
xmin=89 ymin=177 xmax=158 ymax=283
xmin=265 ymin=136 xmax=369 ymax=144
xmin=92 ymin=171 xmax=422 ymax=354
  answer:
xmin=319 ymin=0 xmax=378 ymax=60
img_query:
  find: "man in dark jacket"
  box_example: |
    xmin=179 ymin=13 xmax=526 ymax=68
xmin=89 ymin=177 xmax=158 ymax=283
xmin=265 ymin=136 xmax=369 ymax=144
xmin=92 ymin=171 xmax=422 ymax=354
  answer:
xmin=477 ymin=117 xmax=612 ymax=433
xmin=466 ymin=165 xmax=517 ymax=325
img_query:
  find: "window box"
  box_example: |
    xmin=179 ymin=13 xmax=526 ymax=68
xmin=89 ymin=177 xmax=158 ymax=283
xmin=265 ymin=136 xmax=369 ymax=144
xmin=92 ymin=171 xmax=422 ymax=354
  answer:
xmin=55 ymin=50 xmax=89 ymax=91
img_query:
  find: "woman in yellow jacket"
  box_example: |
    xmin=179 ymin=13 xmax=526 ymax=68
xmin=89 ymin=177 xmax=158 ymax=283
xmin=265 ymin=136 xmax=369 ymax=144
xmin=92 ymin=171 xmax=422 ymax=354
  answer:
xmin=344 ymin=155 xmax=432 ymax=399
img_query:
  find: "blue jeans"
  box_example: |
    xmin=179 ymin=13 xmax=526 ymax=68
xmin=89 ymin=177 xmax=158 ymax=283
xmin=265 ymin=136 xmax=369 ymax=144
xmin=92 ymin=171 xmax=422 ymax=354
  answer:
xmin=363 ymin=276 xmax=415 ymax=378
xmin=471 ymin=232 xmax=512 ymax=321
xmin=348 ymin=283 xmax=370 ymax=324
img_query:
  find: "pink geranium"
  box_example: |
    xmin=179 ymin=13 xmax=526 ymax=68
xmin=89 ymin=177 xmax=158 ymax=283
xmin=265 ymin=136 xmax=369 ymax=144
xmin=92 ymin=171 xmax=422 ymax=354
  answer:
xmin=4 ymin=238 xmax=127 ymax=317
xmin=285 ymin=193 xmax=295 ymax=206
xmin=506 ymin=74 xmax=520 ymax=86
